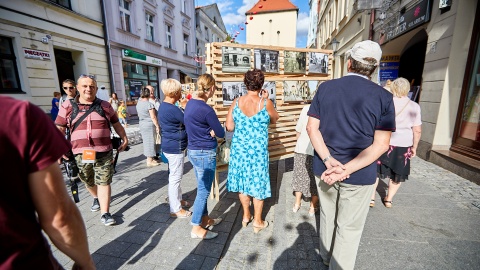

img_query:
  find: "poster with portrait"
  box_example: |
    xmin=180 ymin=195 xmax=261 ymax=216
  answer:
xmin=284 ymin=51 xmax=306 ymax=74
xmin=254 ymin=49 xmax=279 ymax=73
xmin=222 ymin=47 xmax=252 ymax=73
xmin=309 ymin=52 xmax=329 ymax=74
xmin=222 ymin=81 xmax=277 ymax=107
xmin=283 ymin=81 xmax=314 ymax=102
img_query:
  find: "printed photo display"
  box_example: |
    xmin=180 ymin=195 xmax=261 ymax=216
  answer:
xmin=222 ymin=47 xmax=252 ymax=73
xmin=309 ymin=52 xmax=329 ymax=74
xmin=284 ymin=51 xmax=306 ymax=74
xmin=254 ymin=49 xmax=279 ymax=73
xmin=222 ymin=81 xmax=277 ymax=107
xmin=283 ymin=80 xmax=320 ymax=101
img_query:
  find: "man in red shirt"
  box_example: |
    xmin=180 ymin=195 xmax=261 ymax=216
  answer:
xmin=56 ymin=75 xmax=128 ymax=226
xmin=0 ymin=96 xmax=94 ymax=269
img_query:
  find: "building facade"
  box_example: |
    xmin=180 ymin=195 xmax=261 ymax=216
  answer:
xmin=245 ymin=0 xmax=298 ymax=47
xmin=0 ymin=0 xmax=108 ymax=113
xmin=103 ymin=0 xmax=196 ymax=112
xmin=313 ymin=0 xmax=479 ymax=180
xmin=195 ymin=4 xmax=227 ymax=75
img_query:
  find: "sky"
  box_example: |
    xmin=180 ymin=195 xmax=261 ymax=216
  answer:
xmin=195 ymin=0 xmax=310 ymax=48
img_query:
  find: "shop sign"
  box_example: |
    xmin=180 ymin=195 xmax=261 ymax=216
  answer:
xmin=386 ymin=0 xmax=432 ymax=42
xmin=23 ymin=48 xmax=51 ymax=60
xmin=378 ymin=55 xmax=400 ymax=86
xmin=122 ymin=49 xmax=162 ymax=66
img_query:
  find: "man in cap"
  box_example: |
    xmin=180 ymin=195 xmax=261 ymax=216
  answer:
xmin=307 ymin=40 xmax=395 ymax=269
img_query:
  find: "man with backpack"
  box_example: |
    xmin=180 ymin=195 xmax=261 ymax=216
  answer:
xmin=55 ymin=74 xmax=128 ymax=226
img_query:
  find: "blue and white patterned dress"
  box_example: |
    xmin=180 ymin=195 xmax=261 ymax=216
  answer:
xmin=227 ymin=99 xmax=271 ymax=200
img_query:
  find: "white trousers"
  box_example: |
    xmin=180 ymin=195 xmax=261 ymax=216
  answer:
xmin=164 ymin=152 xmax=185 ymax=213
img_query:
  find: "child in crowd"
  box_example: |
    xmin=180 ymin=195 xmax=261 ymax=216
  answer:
xmin=117 ymin=100 xmax=128 ymax=128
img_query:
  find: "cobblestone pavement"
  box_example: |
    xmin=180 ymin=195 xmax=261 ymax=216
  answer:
xmin=51 ymin=126 xmax=480 ymax=269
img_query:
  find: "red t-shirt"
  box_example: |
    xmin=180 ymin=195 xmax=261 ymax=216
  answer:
xmin=0 ymin=97 xmax=71 ymax=269
xmin=55 ymin=98 xmax=119 ymax=154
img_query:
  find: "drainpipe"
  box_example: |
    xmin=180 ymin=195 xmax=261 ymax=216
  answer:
xmin=369 ymin=9 xmax=375 ymax=40
xmin=100 ymin=0 xmax=115 ymax=96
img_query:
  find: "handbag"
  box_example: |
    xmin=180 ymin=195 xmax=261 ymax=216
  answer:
xmin=216 ymin=139 xmax=231 ymax=165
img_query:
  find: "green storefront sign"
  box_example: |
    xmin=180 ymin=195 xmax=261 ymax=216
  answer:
xmin=122 ymin=49 xmax=162 ymax=66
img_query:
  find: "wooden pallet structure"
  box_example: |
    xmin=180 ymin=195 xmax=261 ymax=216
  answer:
xmin=204 ymin=42 xmax=333 ymax=200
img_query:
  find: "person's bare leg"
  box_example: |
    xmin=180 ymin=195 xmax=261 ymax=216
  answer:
xmin=86 ymin=185 xmax=98 ymax=198
xmin=239 ymin=193 xmax=252 ymax=222
xmin=252 ymin=198 xmax=265 ymax=227
xmin=97 ymin=184 xmax=111 ymax=213
xmin=309 ymin=195 xmax=319 ymax=215
xmin=385 ymin=179 xmax=402 ymax=203
xmin=293 ymin=191 xmax=302 ymax=212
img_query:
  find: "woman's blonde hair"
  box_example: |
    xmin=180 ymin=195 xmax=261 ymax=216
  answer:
xmin=391 ymin=77 xmax=410 ymax=97
xmin=161 ymin=78 xmax=181 ymax=98
xmin=196 ymin=74 xmax=215 ymax=98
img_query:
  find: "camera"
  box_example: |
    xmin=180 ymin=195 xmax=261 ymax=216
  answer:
xmin=62 ymin=150 xmax=80 ymax=203
xmin=112 ymin=136 xmax=130 ymax=151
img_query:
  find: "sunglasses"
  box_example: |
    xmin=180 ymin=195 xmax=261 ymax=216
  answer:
xmin=78 ymin=74 xmax=97 ymax=82
xmin=63 ymin=86 xmax=75 ymax=90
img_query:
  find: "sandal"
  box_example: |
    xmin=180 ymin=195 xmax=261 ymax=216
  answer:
xmin=242 ymin=216 xmax=254 ymax=227
xmin=170 ymin=210 xmax=192 ymax=218
xmin=253 ymin=220 xmax=270 ymax=234
xmin=309 ymin=206 xmax=319 ymax=217
xmin=292 ymin=203 xmax=301 ymax=213
xmin=369 ymin=199 xmax=375 ymax=208
xmin=383 ymin=198 xmax=392 ymax=208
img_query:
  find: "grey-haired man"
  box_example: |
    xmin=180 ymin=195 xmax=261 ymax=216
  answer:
xmin=307 ymin=40 xmax=396 ymax=269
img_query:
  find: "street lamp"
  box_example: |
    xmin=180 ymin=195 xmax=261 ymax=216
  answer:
xmin=331 ymin=38 xmax=340 ymax=55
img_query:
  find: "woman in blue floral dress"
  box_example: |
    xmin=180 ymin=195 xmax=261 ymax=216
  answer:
xmin=226 ymin=69 xmax=279 ymax=233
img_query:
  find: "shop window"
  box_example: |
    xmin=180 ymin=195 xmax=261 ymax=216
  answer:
xmin=453 ymin=4 xmax=480 ymax=158
xmin=122 ymin=61 xmax=158 ymax=102
xmin=146 ymin=13 xmax=154 ymax=41
xmin=48 ymin=0 xmax=71 ymax=9
xmin=119 ymin=0 xmax=131 ymax=32
xmin=0 ymin=36 xmax=21 ymax=93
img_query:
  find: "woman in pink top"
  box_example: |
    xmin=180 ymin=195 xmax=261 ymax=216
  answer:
xmin=370 ymin=77 xmax=422 ymax=208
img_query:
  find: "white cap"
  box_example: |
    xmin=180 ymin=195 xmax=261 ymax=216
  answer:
xmin=100 ymin=85 xmax=106 ymax=89
xmin=346 ymin=40 xmax=382 ymax=66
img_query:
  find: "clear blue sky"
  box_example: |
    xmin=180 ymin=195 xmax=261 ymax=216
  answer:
xmin=195 ymin=0 xmax=310 ymax=48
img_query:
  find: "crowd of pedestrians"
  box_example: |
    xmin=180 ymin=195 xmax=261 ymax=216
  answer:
xmin=0 ymin=40 xmax=424 ymax=270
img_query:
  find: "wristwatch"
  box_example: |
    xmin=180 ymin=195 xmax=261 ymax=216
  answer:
xmin=322 ymin=155 xmax=331 ymax=163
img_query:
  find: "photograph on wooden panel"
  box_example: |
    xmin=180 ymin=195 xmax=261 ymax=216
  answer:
xmin=307 ymin=81 xmax=321 ymax=100
xmin=283 ymin=81 xmax=317 ymax=101
xmin=222 ymin=47 xmax=252 ymax=73
xmin=309 ymin=52 xmax=329 ymax=74
xmin=254 ymin=49 xmax=279 ymax=73
xmin=222 ymin=82 xmax=247 ymax=106
xmin=222 ymin=81 xmax=276 ymax=107
xmin=284 ymin=51 xmax=306 ymax=74
xmin=262 ymin=81 xmax=277 ymax=108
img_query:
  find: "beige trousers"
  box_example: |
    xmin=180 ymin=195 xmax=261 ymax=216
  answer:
xmin=317 ymin=177 xmax=374 ymax=270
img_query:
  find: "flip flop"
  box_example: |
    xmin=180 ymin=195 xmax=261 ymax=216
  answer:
xmin=242 ymin=216 xmax=254 ymax=227
xmin=170 ymin=210 xmax=192 ymax=218
xmin=253 ymin=220 xmax=270 ymax=234
xmin=370 ymin=199 xmax=375 ymax=208
xmin=383 ymin=198 xmax=392 ymax=208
